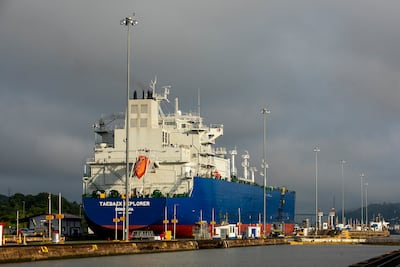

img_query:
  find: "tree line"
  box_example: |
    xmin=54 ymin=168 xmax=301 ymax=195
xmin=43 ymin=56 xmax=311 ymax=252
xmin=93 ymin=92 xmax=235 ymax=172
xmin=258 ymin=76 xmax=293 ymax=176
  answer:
xmin=344 ymin=202 xmax=400 ymax=224
xmin=0 ymin=193 xmax=82 ymax=227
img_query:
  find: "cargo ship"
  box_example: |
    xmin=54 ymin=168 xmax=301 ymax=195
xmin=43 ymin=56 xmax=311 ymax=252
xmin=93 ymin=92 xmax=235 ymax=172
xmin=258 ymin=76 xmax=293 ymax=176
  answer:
xmin=82 ymin=78 xmax=295 ymax=238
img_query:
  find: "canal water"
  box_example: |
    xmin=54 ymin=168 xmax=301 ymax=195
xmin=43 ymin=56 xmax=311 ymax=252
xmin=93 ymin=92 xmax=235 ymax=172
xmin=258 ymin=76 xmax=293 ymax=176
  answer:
xmin=2 ymin=244 xmax=398 ymax=267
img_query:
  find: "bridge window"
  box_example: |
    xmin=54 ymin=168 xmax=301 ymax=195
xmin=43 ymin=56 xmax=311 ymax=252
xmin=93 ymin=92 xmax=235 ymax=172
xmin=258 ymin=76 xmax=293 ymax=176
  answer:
xmin=141 ymin=104 xmax=148 ymax=114
xmin=140 ymin=118 xmax=148 ymax=128
xmin=162 ymin=131 xmax=170 ymax=145
xmin=131 ymin=104 xmax=138 ymax=114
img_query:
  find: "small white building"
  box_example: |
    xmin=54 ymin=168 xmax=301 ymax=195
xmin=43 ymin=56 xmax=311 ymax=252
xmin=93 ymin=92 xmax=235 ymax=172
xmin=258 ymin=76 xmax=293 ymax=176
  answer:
xmin=213 ymin=224 xmax=238 ymax=239
xmin=245 ymin=226 xmax=261 ymax=238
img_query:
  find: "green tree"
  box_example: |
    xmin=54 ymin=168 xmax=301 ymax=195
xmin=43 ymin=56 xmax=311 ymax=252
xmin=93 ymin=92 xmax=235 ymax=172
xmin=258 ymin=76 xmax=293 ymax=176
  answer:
xmin=0 ymin=193 xmax=82 ymax=227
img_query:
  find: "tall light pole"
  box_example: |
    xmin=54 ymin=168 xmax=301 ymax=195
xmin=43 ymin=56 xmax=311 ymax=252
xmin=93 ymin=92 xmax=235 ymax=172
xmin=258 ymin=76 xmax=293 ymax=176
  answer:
xmin=365 ymin=182 xmax=368 ymax=228
xmin=173 ymin=204 xmax=178 ymax=240
xmin=120 ymin=14 xmax=138 ymax=241
xmin=48 ymin=193 xmax=52 ymax=239
xmin=261 ymin=108 xmax=270 ymax=238
xmin=360 ymin=173 xmax=364 ymax=228
xmin=313 ymin=146 xmax=320 ymax=235
xmin=340 ymin=160 xmax=346 ymax=225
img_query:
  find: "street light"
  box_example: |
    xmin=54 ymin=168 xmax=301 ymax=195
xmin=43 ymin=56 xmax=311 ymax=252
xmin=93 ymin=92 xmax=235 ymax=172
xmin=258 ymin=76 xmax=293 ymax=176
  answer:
xmin=340 ymin=160 xmax=346 ymax=224
xmin=360 ymin=173 xmax=364 ymax=228
xmin=120 ymin=14 xmax=138 ymax=241
xmin=365 ymin=182 xmax=368 ymax=228
xmin=313 ymin=146 xmax=320 ymax=235
xmin=173 ymin=204 xmax=178 ymax=240
xmin=261 ymin=108 xmax=270 ymax=238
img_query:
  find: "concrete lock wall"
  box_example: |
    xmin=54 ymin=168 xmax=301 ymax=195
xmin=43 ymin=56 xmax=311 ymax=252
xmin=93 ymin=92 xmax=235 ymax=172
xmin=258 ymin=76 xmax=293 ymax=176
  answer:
xmin=0 ymin=239 xmax=287 ymax=264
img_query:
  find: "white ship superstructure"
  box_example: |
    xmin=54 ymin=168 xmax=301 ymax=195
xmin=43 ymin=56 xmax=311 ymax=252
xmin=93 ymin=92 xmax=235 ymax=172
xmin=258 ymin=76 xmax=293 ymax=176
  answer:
xmin=83 ymin=82 xmax=237 ymax=198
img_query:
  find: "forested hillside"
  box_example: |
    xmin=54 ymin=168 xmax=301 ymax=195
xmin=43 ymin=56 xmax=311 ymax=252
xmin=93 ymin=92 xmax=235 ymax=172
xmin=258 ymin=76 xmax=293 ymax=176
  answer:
xmin=344 ymin=202 xmax=400 ymax=224
xmin=0 ymin=193 xmax=81 ymax=226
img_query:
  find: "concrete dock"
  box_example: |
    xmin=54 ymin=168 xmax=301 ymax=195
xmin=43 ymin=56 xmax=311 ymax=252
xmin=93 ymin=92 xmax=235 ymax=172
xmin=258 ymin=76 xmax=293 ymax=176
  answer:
xmin=0 ymin=239 xmax=287 ymax=264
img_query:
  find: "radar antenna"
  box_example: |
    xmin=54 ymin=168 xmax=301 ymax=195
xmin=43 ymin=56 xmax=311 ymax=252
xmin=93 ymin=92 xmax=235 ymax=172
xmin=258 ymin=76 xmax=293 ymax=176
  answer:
xmin=150 ymin=76 xmax=171 ymax=103
xmin=162 ymin=86 xmax=171 ymax=103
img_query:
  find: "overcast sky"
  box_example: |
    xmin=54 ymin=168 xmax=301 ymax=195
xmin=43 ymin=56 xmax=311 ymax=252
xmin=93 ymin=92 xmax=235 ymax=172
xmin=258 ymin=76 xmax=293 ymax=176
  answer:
xmin=1 ymin=0 xmax=400 ymax=217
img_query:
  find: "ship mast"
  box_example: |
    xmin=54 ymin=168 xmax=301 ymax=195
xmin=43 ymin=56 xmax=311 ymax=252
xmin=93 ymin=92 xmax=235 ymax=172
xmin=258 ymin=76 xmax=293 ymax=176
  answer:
xmin=120 ymin=14 xmax=138 ymax=241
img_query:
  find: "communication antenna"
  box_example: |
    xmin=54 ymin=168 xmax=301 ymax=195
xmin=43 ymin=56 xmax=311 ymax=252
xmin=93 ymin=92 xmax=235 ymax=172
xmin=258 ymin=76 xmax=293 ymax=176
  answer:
xmin=197 ymin=88 xmax=201 ymax=117
xmin=150 ymin=76 xmax=157 ymax=95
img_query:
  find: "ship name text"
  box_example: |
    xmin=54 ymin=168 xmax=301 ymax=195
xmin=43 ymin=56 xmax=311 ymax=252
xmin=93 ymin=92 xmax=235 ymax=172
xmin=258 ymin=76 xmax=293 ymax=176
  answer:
xmin=99 ymin=200 xmax=151 ymax=207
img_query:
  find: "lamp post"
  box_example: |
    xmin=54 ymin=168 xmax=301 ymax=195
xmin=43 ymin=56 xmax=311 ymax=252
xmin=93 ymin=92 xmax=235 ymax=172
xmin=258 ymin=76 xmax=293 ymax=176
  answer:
xmin=114 ymin=206 xmax=118 ymax=240
xmin=360 ymin=173 xmax=364 ymax=228
xmin=261 ymin=108 xmax=270 ymax=238
xmin=340 ymin=160 xmax=346 ymax=224
xmin=48 ymin=193 xmax=52 ymax=239
xmin=365 ymin=182 xmax=368 ymax=228
xmin=313 ymin=146 xmax=320 ymax=235
xmin=173 ymin=204 xmax=178 ymax=240
xmin=120 ymin=15 xmax=138 ymax=241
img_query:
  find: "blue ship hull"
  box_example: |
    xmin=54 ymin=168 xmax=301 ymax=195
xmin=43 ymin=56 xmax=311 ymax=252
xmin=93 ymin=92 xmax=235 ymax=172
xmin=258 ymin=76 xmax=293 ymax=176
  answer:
xmin=83 ymin=177 xmax=295 ymax=238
